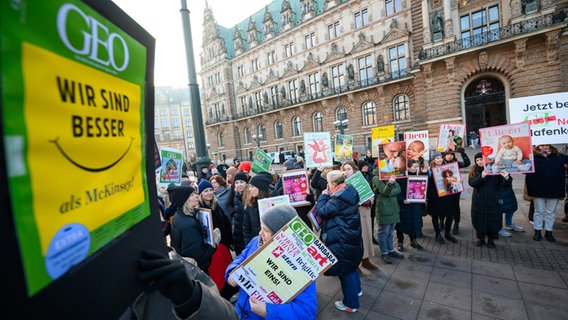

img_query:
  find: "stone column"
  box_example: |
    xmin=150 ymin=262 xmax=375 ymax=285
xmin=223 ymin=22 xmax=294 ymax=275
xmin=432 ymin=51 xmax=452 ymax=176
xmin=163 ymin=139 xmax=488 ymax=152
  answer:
xmin=443 ymin=0 xmax=453 ymax=38
xmin=422 ymin=0 xmax=431 ymax=45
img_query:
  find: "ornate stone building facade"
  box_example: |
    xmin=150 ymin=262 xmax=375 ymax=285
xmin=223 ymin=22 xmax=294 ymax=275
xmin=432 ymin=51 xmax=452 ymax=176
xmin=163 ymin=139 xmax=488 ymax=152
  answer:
xmin=199 ymin=0 xmax=567 ymax=162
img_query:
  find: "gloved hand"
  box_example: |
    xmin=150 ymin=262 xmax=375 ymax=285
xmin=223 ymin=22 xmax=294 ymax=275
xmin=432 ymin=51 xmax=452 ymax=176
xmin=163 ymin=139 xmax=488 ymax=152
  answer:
xmin=138 ymin=250 xmax=194 ymax=305
xmin=213 ymin=228 xmax=221 ymax=246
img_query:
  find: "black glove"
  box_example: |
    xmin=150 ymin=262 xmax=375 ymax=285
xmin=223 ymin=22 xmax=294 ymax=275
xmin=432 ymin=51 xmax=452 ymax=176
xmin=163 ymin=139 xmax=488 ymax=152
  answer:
xmin=138 ymin=250 xmax=194 ymax=305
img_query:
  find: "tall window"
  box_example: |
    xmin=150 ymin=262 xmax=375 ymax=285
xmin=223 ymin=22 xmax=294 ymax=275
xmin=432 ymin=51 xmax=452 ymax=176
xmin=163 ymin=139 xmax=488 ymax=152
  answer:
xmin=288 ymin=79 xmax=299 ymax=101
xmin=218 ymin=132 xmax=224 ymax=147
xmin=254 ymin=91 xmax=263 ymax=108
xmin=385 ymin=0 xmax=402 ymax=16
xmin=336 ymin=107 xmax=347 ymax=121
xmin=251 ymin=58 xmax=260 ymax=72
xmin=327 ymin=21 xmax=340 ymax=39
xmin=313 ymin=112 xmax=324 ymax=132
xmin=393 ymin=94 xmax=409 ymax=121
xmin=331 ymin=64 xmax=345 ymax=90
xmin=237 ymin=64 xmax=245 ymax=77
xmin=305 ymin=32 xmax=316 ymax=49
xmin=163 ymin=130 xmax=170 ymax=140
xmin=244 ymin=127 xmax=252 ymax=144
xmin=388 ymin=44 xmax=407 ymax=78
xmin=173 ymin=130 xmax=181 ymax=139
xmin=184 ymin=108 xmax=190 ymax=116
xmin=270 ymin=85 xmax=279 ymax=105
xmin=161 ymin=119 xmax=169 ymax=127
xmin=357 ymin=55 xmax=373 ymax=85
xmin=160 ymin=108 xmax=167 ymax=116
xmin=172 ymin=118 xmax=180 ymax=127
xmin=186 ymin=131 xmax=193 ymax=138
xmin=285 ymin=42 xmax=295 ymax=58
xmin=362 ymin=101 xmax=377 ymax=126
xmin=460 ymin=6 xmax=500 ymax=48
xmin=308 ymin=72 xmax=320 ymax=96
xmin=292 ymin=117 xmax=302 ymax=136
xmin=354 ymin=9 xmax=369 ymax=29
xmin=274 ymin=120 xmax=283 ymax=139
xmin=154 ymin=119 xmax=159 ymax=128
xmin=170 ymin=107 xmax=178 ymax=115
xmin=239 ymin=96 xmax=248 ymax=115
xmin=185 ymin=120 xmax=191 ymax=127
xmin=267 ymin=50 xmax=276 ymax=65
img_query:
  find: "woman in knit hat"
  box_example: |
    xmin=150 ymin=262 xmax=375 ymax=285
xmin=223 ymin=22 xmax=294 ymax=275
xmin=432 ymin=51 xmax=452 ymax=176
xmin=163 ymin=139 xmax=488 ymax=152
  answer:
xmin=197 ymin=180 xmax=237 ymax=301
xmin=469 ymin=152 xmax=512 ymax=248
xmin=243 ymin=172 xmax=274 ymax=246
xmin=238 ymin=161 xmax=252 ymax=177
xmin=226 ymin=204 xmax=317 ymax=319
xmin=169 ymin=185 xmax=219 ymax=272
xmin=225 ymin=166 xmax=238 ymax=185
xmin=426 ymin=150 xmax=459 ymax=244
xmin=230 ymin=170 xmax=249 ymax=255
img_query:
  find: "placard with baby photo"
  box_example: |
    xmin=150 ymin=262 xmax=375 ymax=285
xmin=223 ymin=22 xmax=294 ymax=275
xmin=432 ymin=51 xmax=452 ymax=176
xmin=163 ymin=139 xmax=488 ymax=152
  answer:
xmin=479 ymin=122 xmax=534 ymax=175
xmin=405 ymin=130 xmax=430 ymax=173
xmin=378 ymin=141 xmax=407 ymax=180
xmin=436 ymin=123 xmax=466 ymax=152
xmin=431 ymin=162 xmax=464 ymax=197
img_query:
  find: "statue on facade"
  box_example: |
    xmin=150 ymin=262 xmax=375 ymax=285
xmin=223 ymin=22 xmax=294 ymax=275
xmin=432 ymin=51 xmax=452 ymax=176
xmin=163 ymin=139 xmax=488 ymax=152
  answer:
xmin=280 ymin=86 xmax=286 ymax=99
xmin=347 ymin=64 xmax=355 ymax=81
xmin=300 ymin=80 xmax=306 ymax=94
xmin=263 ymin=91 xmax=269 ymax=105
xmin=377 ymin=55 xmax=385 ymax=73
xmin=321 ymin=72 xmax=329 ymax=87
xmin=432 ymin=11 xmax=444 ymax=34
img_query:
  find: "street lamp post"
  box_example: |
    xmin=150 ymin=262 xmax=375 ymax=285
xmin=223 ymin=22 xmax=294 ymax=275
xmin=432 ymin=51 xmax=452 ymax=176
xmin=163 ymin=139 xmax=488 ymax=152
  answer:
xmin=333 ymin=115 xmax=349 ymax=134
xmin=252 ymin=133 xmax=263 ymax=148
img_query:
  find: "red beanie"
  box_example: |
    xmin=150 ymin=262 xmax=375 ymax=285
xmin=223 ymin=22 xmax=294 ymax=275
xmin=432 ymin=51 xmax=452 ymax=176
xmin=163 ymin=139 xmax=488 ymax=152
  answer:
xmin=238 ymin=161 xmax=252 ymax=172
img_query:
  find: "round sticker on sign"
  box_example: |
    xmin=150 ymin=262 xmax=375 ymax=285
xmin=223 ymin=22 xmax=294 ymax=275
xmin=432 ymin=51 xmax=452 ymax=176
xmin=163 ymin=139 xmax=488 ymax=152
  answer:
xmin=481 ymin=145 xmax=493 ymax=156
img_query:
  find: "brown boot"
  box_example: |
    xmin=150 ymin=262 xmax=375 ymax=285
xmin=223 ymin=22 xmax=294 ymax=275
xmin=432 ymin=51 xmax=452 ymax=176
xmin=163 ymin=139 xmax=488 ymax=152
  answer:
xmin=361 ymin=258 xmax=378 ymax=270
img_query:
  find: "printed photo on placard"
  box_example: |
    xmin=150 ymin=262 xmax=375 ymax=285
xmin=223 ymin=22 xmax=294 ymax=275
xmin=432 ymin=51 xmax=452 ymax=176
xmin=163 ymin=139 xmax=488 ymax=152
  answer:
xmin=406 ymin=177 xmax=428 ymax=203
xmin=197 ymin=208 xmax=215 ymax=247
xmin=282 ymin=169 xmax=310 ymax=207
xmin=378 ymin=141 xmax=406 ymax=180
xmin=436 ymin=123 xmax=466 ymax=152
xmin=405 ymin=130 xmax=430 ymax=173
xmin=258 ymin=195 xmax=291 ymax=218
xmin=431 ymin=162 xmax=464 ymax=197
xmin=371 ymin=125 xmax=395 ymax=157
xmin=334 ymin=134 xmax=353 ymax=161
xmin=479 ymin=122 xmax=534 ymax=175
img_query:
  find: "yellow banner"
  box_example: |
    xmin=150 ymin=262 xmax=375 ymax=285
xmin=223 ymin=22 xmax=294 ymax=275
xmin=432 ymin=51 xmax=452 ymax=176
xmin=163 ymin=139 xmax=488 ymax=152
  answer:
xmin=23 ymin=43 xmax=144 ymax=253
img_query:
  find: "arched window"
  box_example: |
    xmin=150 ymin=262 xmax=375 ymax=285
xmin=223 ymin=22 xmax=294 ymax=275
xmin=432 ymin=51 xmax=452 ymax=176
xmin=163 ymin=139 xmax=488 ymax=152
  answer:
xmin=218 ymin=132 xmax=224 ymax=147
xmin=362 ymin=101 xmax=377 ymax=126
xmin=244 ymin=127 xmax=252 ymax=144
xmin=313 ymin=112 xmax=323 ymax=132
xmin=336 ymin=107 xmax=347 ymax=121
xmin=393 ymin=94 xmax=409 ymax=121
xmin=292 ymin=117 xmax=302 ymax=136
xmin=274 ymin=120 xmax=283 ymax=139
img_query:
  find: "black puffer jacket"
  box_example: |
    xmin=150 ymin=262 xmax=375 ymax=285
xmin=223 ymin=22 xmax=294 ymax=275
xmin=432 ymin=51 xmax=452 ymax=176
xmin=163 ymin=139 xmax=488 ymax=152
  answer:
xmin=469 ymin=166 xmax=512 ymax=234
xmin=526 ymin=152 xmax=568 ymax=199
xmin=317 ymin=184 xmax=363 ymax=276
xmin=170 ymin=208 xmax=216 ymax=272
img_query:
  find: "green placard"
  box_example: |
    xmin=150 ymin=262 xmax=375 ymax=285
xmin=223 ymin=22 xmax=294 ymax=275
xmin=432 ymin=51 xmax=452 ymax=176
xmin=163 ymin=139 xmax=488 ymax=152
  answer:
xmin=252 ymin=148 xmax=272 ymax=173
xmin=346 ymin=171 xmax=374 ymax=205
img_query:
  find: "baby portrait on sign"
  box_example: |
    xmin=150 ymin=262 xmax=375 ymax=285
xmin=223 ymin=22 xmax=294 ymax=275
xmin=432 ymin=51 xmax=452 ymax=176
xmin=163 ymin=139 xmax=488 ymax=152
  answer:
xmin=432 ymin=162 xmax=464 ymax=197
xmin=437 ymin=123 xmax=466 ymax=152
xmin=378 ymin=141 xmax=407 ymax=180
xmin=479 ymin=122 xmax=534 ymax=175
xmin=405 ymin=130 xmax=430 ymax=173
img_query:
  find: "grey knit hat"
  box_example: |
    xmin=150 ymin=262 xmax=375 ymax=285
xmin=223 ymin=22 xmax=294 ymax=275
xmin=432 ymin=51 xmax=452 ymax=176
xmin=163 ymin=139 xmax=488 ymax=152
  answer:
xmin=261 ymin=204 xmax=298 ymax=234
xmin=431 ymin=150 xmax=443 ymax=159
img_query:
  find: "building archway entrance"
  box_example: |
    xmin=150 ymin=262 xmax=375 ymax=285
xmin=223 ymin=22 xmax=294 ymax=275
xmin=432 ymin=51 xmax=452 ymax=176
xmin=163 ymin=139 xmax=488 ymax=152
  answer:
xmin=464 ymin=76 xmax=506 ymax=136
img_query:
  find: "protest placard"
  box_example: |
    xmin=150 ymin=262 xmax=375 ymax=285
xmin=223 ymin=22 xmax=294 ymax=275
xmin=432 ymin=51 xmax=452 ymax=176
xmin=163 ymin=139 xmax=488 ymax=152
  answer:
xmin=252 ymin=148 xmax=272 ymax=173
xmin=159 ymin=147 xmax=183 ymax=186
xmin=304 ymin=132 xmax=332 ymax=168
xmin=345 ymin=171 xmax=374 ymax=204
xmin=406 ymin=177 xmax=428 ymax=203
xmin=436 ymin=123 xmax=466 ymax=152
xmin=479 ymin=122 xmax=534 ymax=175
xmin=197 ymin=208 xmax=215 ymax=247
xmin=334 ymin=134 xmax=353 ymax=161
xmin=258 ymin=195 xmax=291 ymax=218
xmin=371 ymin=125 xmax=395 ymax=157
xmin=378 ymin=141 xmax=407 ymax=180
xmin=405 ymin=130 xmax=430 ymax=173
xmin=431 ymin=162 xmax=464 ymax=197
xmin=282 ymin=169 xmax=311 ymax=207
xmin=229 ymin=217 xmax=336 ymax=304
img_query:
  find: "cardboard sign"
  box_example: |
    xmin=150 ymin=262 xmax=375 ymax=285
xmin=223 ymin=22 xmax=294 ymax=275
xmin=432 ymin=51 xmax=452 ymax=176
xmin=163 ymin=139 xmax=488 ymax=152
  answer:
xmin=282 ymin=169 xmax=311 ymax=207
xmin=159 ymin=147 xmax=183 ymax=186
xmin=334 ymin=134 xmax=353 ymax=161
xmin=252 ymin=148 xmax=272 ymax=173
xmin=304 ymin=132 xmax=333 ymax=168
xmin=307 ymin=206 xmax=323 ymax=231
xmin=436 ymin=123 xmax=466 ymax=152
xmin=229 ymin=217 xmax=336 ymax=304
xmin=345 ymin=171 xmax=374 ymax=204
xmin=371 ymin=125 xmax=395 ymax=157
xmin=431 ymin=162 xmax=464 ymax=197
xmin=508 ymin=92 xmax=568 ymax=145
xmin=197 ymin=208 xmax=215 ymax=247
xmin=405 ymin=130 xmax=430 ymax=173
xmin=258 ymin=195 xmax=291 ymax=218
xmin=378 ymin=141 xmax=407 ymax=180
xmin=406 ymin=177 xmax=428 ymax=203
xmin=479 ymin=122 xmax=534 ymax=175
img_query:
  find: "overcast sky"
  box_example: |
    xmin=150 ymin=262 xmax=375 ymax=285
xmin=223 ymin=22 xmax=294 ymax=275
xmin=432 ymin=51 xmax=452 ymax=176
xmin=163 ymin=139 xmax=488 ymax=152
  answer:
xmin=111 ymin=0 xmax=272 ymax=88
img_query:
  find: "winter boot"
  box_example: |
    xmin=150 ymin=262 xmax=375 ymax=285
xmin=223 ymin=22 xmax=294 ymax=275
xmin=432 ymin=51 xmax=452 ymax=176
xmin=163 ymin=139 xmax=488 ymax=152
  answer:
xmin=361 ymin=258 xmax=379 ymax=270
xmin=435 ymin=232 xmax=446 ymax=244
xmin=533 ymin=230 xmax=542 ymax=241
xmin=410 ymin=239 xmax=424 ymax=250
xmin=445 ymin=232 xmax=458 ymax=243
xmin=452 ymin=224 xmax=460 ymax=235
xmin=544 ymin=230 xmax=556 ymax=242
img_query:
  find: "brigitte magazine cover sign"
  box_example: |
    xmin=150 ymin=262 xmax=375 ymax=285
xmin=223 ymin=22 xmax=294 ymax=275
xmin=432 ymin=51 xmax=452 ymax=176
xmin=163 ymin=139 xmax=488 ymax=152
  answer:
xmin=479 ymin=122 xmax=534 ymax=175
xmin=431 ymin=162 xmax=464 ymax=197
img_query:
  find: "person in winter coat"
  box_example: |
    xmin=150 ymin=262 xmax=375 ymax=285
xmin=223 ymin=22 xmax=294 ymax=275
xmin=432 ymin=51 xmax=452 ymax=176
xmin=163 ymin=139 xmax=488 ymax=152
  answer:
xmin=525 ymin=144 xmax=568 ymax=242
xmin=373 ymin=174 xmax=404 ymax=264
xmin=442 ymin=148 xmax=470 ymax=235
xmin=210 ymin=175 xmax=233 ymax=220
xmin=468 ymin=152 xmax=512 ymax=248
xmin=317 ymin=170 xmax=363 ymax=313
xmin=497 ymin=176 xmax=524 ymax=237
xmin=395 ymin=159 xmax=426 ymax=251
xmin=310 ymin=166 xmax=332 ymax=198
xmin=225 ymin=204 xmax=317 ymax=319
xmin=229 ymin=171 xmax=249 ymax=255
xmin=169 ymin=185 xmax=220 ymax=272
xmin=243 ymin=172 xmax=275 ymax=246
xmin=125 ymin=248 xmax=239 ymax=320
xmin=197 ymin=180 xmax=237 ymax=301
xmin=427 ymin=151 xmax=458 ymax=244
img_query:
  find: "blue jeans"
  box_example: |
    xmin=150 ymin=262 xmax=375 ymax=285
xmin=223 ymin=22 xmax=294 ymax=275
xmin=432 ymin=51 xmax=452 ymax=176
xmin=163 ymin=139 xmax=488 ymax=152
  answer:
xmin=378 ymin=223 xmax=396 ymax=255
xmin=533 ymin=198 xmax=559 ymax=231
xmin=338 ymin=269 xmax=361 ymax=309
xmin=504 ymin=212 xmax=514 ymax=226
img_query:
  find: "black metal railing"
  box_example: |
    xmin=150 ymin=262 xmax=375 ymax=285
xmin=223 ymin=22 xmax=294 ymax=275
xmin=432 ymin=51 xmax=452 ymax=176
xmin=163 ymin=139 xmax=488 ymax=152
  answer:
xmin=206 ymin=67 xmax=413 ymax=124
xmin=419 ymin=10 xmax=566 ymax=62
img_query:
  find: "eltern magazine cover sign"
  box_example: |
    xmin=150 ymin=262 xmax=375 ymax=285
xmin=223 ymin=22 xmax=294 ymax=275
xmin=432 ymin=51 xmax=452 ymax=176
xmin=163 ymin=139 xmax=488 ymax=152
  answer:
xmin=479 ymin=122 xmax=534 ymax=175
